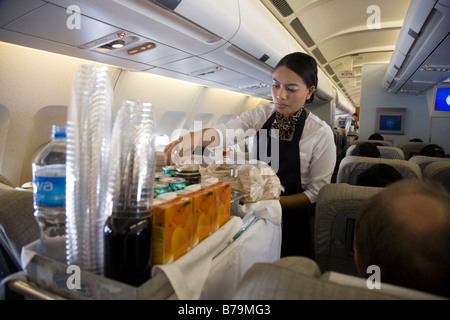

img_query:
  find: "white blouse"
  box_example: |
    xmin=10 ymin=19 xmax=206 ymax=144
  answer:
xmin=213 ymin=102 xmax=336 ymax=204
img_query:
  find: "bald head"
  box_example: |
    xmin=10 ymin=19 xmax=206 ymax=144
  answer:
xmin=392 ymin=191 xmax=447 ymax=233
xmin=354 ymin=179 xmax=450 ymax=297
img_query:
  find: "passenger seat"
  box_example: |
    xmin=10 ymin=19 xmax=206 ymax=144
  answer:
xmin=345 ymin=145 xmax=405 ymax=160
xmin=350 ymin=139 xmax=393 ymax=147
xmin=398 ymin=141 xmax=445 ymax=160
xmin=231 ymin=256 xmax=446 ymax=300
xmin=0 ymin=189 xmax=39 ymax=283
xmin=408 ymin=155 xmax=450 ymax=173
xmin=336 ymin=156 xmax=421 ymax=185
xmin=314 ymin=183 xmax=383 ymax=276
xmin=423 ymin=161 xmax=450 ymax=192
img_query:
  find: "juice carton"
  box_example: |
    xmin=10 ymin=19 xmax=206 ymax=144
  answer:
xmin=213 ymin=180 xmax=232 ymax=230
xmin=201 ymin=178 xmax=220 ymax=233
xmin=202 ymin=178 xmax=232 ymax=231
xmin=151 ymin=195 xmax=194 ymax=264
xmin=177 ymin=184 xmax=215 ymax=246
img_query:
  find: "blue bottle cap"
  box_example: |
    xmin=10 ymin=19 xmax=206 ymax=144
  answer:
xmin=51 ymin=125 xmax=67 ymax=139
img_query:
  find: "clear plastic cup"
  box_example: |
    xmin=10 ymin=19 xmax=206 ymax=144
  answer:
xmin=65 ymin=65 xmax=113 ymax=275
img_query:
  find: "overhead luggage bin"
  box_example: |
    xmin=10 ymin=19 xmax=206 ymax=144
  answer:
xmin=314 ymin=68 xmax=335 ymax=103
xmin=336 ymin=91 xmax=356 ymax=115
xmin=0 ymin=0 xmax=348 ymax=101
xmin=382 ymin=0 xmax=450 ymax=95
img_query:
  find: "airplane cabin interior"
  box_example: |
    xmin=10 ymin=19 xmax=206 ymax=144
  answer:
xmin=0 ymin=0 xmax=449 ymax=302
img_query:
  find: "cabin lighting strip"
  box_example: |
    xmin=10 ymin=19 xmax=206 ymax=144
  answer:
xmin=422 ymin=64 xmax=449 ymax=72
xmin=191 ymin=66 xmax=224 ymax=77
xmin=78 ymin=31 xmax=126 ymax=49
xmin=239 ymin=83 xmax=270 ymax=90
xmin=127 ymin=42 xmax=156 ymax=55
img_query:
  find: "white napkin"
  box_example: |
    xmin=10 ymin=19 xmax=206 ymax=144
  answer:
xmin=151 ymin=216 xmax=242 ymax=300
xmin=237 ymin=199 xmax=282 ymax=226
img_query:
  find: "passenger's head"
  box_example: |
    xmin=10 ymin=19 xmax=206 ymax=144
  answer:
xmin=420 ymin=144 xmax=445 ymax=158
xmin=352 ymin=113 xmax=358 ymax=120
xmin=356 ymin=163 xmax=403 ymax=187
xmin=351 ymin=142 xmax=381 ymax=158
xmin=272 ymin=52 xmax=317 ymax=116
xmin=368 ymin=133 xmax=384 ymax=141
xmin=354 ymin=179 xmax=450 ymax=297
xmin=409 ymin=138 xmax=423 ymax=142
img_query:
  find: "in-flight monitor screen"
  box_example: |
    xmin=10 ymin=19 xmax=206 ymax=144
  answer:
xmin=434 ymin=87 xmax=450 ymax=112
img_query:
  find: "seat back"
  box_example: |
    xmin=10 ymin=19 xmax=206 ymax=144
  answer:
xmin=397 ymin=141 xmax=428 ymax=160
xmin=397 ymin=141 xmax=445 ymax=160
xmin=423 ymin=161 xmax=450 ymax=192
xmin=408 ymin=155 xmax=450 ymax=173
xmin=0 ymin=174 xmax=15 ymax=188
xmin=314 ymin=183 xmax=383 ymax=276
xmin=0 ymin=189 xmax=39 ymax=283
xmin=337 ymin=156 xmax=421 ymax=185
xmin=350 ymin=139 xmax=392 ymax=147
xmin=231 ymin=256 xmax=447 ymax=300
xmin=346 ymin=145 xmax=405 ymax=159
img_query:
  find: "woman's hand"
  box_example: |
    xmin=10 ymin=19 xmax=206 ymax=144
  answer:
xmin=163 ymin=137 xmax=179 ymax=166
xmin=164 ymin=132 xmax=195 ymax=165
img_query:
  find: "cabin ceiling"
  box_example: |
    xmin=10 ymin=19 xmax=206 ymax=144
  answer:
xmin=261 ymin=0 xmax=412 ymax=108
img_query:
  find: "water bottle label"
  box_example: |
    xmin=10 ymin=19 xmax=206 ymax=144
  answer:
xmin=34 ymin=175 xmax=66 ymax=207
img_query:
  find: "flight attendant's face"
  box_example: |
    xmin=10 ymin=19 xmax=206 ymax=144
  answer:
xmin=272 ymin=65 xmax=315 ymax=117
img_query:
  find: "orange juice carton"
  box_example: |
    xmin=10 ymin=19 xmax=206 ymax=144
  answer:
xmin=214 ymin=180 xmax=232 ymax=230
xmin=201 ymin=178 xmax=221 ymax=232
xmin=176 ymin=183 xmax=215 ymax=246
xmin=151 ymin=193 xmax=194 ymax=265
xmin=201 ymin=178 xmax=232 ymax=231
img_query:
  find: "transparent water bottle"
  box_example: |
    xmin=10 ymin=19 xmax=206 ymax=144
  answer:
xmin=32 ymin=125 xmax=67 ymax=258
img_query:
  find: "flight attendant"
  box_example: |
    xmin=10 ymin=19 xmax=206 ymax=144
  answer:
xmin=164 ymin=52 xmax=336 ymax=258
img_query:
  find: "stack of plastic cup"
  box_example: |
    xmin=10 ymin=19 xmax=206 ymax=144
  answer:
xmin=106 ymin=99 xmax=157 ymax=216
xmin=65 ymin=65 xmax=113 ymax=275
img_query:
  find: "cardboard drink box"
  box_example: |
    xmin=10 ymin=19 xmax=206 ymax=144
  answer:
xmin=213 ymin=180 xmax=232 ymax=230
xmin=175 ymin=180 xmax=231 ymax=247
xmin=179 ymin=186 xmax=215 ymax=246
xmin=151 ymin=195 xmax=194 ymax=265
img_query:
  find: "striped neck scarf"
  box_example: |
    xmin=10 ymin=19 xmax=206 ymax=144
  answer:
xmin=271 ymin=108 xmax=303 ymax=140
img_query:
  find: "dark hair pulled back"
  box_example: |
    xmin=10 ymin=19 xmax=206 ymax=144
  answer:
xmin=275 ymin=52 xmax=318 ymax=104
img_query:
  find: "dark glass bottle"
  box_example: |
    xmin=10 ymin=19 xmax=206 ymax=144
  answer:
xmin=102 ymin=99 xmax=157 ymax=287
xmin=104 ymin=210 xmax=152 ymax=287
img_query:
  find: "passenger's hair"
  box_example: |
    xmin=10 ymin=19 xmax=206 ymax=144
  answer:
xmin=351 ymin=142 xmax=381 ymax=158
xmin=409 ymin=138 xmax=423 ymax=142
xmin=368 ymin=133 xmax=384 ymax=141
xmin=356 ymin=163 xmax=402 ymax=187
xmin=355 ymin=179 xmax=450 ymax=297
xmin=352 ymin=113 xmax=358 ymax=117
xmin=275 ymin=52 xmax=317 ymax=104
xmin=420 ymin=144 xmax=445 ymax=158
